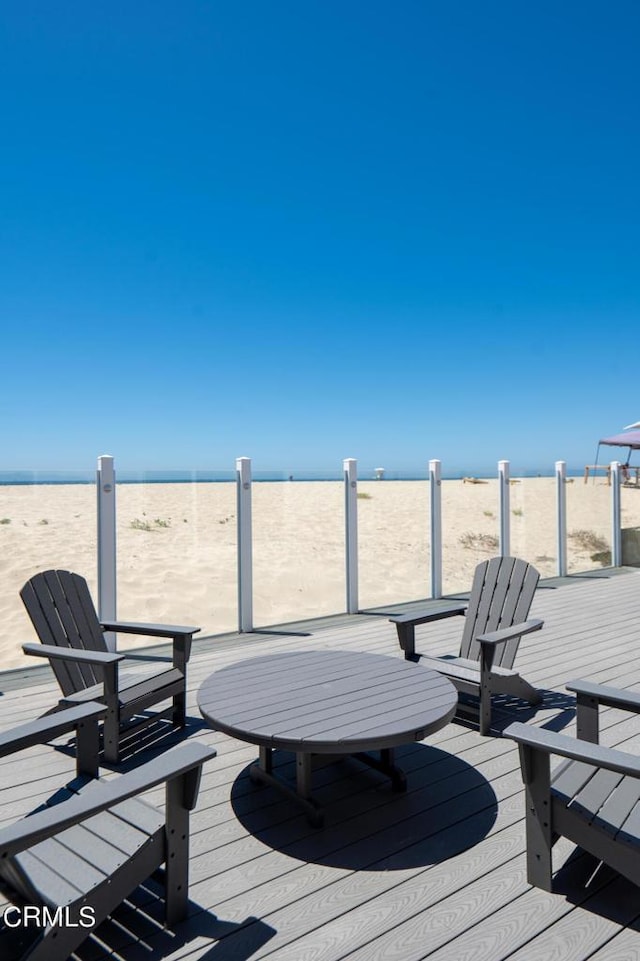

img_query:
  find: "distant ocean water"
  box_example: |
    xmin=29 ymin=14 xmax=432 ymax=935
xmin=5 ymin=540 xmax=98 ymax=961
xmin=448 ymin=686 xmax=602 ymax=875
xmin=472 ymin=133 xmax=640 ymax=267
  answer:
xmin=0 ymin=467 xmax=586 ymax=486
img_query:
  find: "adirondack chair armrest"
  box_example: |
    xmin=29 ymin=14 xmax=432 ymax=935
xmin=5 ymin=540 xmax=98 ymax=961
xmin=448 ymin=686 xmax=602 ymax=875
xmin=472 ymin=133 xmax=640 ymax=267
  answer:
xmin=475 ymin=618 xmax=542 ymax=674
xmin=0 ymin=702 xmax=106 ymax=777
xmin=100 ymin=621 xmax=200 ymax=666
xmin=0 ymin=742 xmax=217 ymax=858
xmin=505 ymin=721 xmax=640 ymax=780
xmin=564 ymin=678 xmax=640 ymax=743
xmin=476 ymin=618 xmax=544 ymax=646
xmin=23 ymin=644 xmax=122 ymax=725
xmin=389 ymin=603 xmax=467 ymax=628
xmin=390 ymin=603 xmax=467 ymax=659
xmin=100 ymin=621 xmax=200 ymax=638
xmin=22 ymin=642 xmax=125 ymax=666
xmin=565 ymin=679 xmax=640 ymax=714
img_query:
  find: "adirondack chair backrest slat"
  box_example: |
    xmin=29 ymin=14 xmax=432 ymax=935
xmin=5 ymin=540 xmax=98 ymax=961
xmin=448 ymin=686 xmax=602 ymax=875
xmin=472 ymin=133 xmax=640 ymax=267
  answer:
xmin=20 ymin=570 xmax=107 ymax=694
xmin=53 ymin=570 xmax=106 ymax=652
xmin=20 ymin=577 xmax=78 ymax=697
xmin=461 ymin=557 xmax=539 ymax=669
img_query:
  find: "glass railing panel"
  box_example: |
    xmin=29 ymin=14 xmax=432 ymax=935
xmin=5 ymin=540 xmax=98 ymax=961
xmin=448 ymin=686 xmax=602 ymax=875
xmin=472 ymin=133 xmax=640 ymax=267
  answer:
xmin=357 ymin=472 xmax=430 ymax=610
xmin=4 ymin=461 xmax=634 ymax=675
xmin=566 ymin=470 xmax=612 ymax=574
xmin=251 ymin=472 xmax=344 ymax=626
xmin=507 ymin=472 xmax=557 ymax=579
xmin=0 ymin=470 xmax=97 ymax=671
xmin=441 ymin=473 xmax=500 ymax=596
xmin=621 ymin=472 xmax=640 ymax=565
xmin=114 ymin=471 xmax=237 ymax=649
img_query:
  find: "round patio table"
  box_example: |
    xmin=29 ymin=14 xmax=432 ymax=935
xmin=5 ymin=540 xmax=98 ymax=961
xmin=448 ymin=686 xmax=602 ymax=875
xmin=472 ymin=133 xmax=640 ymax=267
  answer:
xmin=198 ymin=648 xmax=457 ymax=826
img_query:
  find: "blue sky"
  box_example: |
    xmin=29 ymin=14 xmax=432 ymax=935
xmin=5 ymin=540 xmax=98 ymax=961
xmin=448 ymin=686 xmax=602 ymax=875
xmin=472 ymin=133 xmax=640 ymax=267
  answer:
xmin=1 ymin=1 xmax=638 ymax=474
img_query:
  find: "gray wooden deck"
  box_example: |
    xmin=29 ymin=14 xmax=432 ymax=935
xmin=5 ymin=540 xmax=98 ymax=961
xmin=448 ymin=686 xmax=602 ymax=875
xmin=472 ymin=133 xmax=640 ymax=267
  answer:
xmin=2 ymin=567 xmax=640 ymax=960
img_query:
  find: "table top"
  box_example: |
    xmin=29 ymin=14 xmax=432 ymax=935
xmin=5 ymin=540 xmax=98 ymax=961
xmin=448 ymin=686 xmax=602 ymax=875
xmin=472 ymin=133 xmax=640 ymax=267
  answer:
xmin=198 ymin=649 xmax=458 ymax=754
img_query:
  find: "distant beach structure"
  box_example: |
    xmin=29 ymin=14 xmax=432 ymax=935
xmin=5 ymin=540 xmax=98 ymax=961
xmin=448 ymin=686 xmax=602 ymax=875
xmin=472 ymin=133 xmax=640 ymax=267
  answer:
xmin=374 ymin=467 xmax=385 ymax=480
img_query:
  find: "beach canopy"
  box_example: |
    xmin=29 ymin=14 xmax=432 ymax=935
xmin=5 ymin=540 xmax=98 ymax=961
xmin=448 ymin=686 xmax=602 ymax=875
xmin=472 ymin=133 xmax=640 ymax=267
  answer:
xmin=599 ymin=430 xmax=640 ymax=450
xmin=596 ymin=429 xmax=640 ymax=467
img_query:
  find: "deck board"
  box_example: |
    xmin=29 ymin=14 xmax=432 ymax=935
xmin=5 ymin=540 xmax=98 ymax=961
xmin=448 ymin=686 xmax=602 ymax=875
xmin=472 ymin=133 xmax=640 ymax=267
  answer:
xmin=1 ymin=568 xmax=640 ymax=959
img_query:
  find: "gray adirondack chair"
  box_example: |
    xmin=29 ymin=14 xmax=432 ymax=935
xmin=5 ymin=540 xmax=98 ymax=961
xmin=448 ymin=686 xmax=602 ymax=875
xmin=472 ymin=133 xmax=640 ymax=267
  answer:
xmin=20 ymin=569 xmax=200 ymax=763
xmin=507 ymin=680 xmax=640 ymax=893
xmin=0 ymin=701 xmax=216 ymax=961
xmin=389 ymin=556 xmax=543 ymax=735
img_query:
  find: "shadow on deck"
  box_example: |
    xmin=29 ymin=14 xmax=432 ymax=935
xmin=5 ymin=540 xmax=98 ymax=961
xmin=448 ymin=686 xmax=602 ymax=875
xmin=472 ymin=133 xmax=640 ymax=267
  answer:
xmin=2 ymin=567 xmax=640 ymax=960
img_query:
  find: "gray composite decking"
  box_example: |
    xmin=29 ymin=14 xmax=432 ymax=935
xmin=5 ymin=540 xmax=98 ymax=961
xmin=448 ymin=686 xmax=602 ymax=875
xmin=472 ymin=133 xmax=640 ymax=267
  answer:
xmin=2 ymin=567 xmax=640 ymax=960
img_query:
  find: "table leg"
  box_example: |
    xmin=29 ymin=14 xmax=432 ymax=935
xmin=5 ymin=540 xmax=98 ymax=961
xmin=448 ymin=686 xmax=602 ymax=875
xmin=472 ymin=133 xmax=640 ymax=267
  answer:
xmin=296 ymin=752 xmax=312 ymax=798
xmin=353 ymin=747 xmax=407 ymax=792
xmin=248 ymin=749 xmax=324 ymax=827
xmin=249 ymin=745 xmax=273 ymax=781
xmin=260 ymin=745 xmax=272 ymax=774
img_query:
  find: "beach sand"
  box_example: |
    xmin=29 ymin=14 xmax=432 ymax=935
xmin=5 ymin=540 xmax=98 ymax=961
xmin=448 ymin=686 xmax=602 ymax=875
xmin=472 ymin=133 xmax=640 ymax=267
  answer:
xmin=1 ymin=476 xmax=639 ymax=672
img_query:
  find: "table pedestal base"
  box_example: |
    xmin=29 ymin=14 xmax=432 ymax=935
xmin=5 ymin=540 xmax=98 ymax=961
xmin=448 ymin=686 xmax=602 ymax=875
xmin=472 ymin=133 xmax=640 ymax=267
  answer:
xmin=352 ymin=748 xmax=407 ymax=793
xmin=249 ymin=745 xmax=406 ymax=827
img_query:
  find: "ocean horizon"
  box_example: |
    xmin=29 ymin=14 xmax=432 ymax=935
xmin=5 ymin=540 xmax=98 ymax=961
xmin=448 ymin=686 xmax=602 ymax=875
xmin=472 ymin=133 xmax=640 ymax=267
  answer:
xmin=0 ymin=466 xmax=598 ymax=486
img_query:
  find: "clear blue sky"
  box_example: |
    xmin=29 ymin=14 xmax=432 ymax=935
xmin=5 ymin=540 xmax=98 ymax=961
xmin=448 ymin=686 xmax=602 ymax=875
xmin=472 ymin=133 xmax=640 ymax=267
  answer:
xmin=1 ymin=1 xmax=638 ymax=473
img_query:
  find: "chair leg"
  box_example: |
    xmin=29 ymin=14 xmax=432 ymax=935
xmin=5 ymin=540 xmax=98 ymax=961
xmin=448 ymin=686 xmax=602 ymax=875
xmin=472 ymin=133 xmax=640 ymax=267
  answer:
xmin=522 ymin=745 xmax=554 ymax=891
xmin=173 ymin=691 xmax=186 ymax=728
xmin=165 ymin=776 xmax=190 ymax=924
xmin=396 ymin=623 xmax=417 ymax=660
xmin=479 ymin=684 xmax=492 ymax=736
xmin=102 ymin=668 xmax=121 ymax=764
xmin=103 ymin=709 xmax=120 ymax=764
xmin=525 ymin=807 xmax=553 ymax=891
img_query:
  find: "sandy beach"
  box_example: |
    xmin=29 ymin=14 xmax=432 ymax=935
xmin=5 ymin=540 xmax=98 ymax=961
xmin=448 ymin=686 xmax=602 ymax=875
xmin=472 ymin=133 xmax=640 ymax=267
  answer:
xmin=1 ymin=476 xmax=639 ymax=672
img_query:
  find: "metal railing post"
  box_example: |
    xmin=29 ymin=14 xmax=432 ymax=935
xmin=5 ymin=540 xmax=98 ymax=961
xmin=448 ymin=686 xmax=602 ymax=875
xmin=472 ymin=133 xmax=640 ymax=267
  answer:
xmin=344 ymin=458 xmax=359 ymax=613
xmin=236 ymin=456 xmax=253 ymax=631
xmin=611 ymin=460 xmax=622 ymax=567
xmin=97 ymin=454 xmax=117 ymax=651
xmin=555 ymin=460 xmax=567 ymax=577
xmin=498 ymin=460 xmax=510 ymax=556
xmin=429 ymin=459 xmax=442 ymax=599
